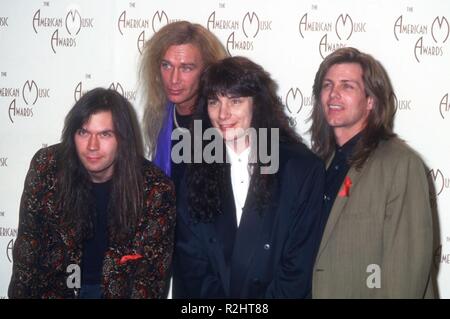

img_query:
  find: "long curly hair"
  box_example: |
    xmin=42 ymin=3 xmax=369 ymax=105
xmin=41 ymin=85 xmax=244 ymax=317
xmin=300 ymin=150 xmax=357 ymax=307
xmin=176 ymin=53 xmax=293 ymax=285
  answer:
xmin=57 ymin=88 xmax=144 ymax=242
xmin=309 ymin=47 xmax=396 ymax=169
xmin=139 ymin=21 xmax=227 ymax=157
xmin=187 ymin=56 xmax=301 ymax=223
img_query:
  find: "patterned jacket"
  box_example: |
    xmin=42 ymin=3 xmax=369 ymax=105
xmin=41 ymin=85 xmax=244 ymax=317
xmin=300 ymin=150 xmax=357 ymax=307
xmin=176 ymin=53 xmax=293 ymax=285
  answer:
xmin=8 ymin=144 xmax=176 ymax=299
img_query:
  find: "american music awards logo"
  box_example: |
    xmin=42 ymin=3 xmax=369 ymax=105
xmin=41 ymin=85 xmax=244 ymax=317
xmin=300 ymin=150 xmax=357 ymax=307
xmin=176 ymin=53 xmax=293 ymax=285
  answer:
xmin=73 ymin=81 xmax=90 ymax=102
xmin=284 ymin=87 xmax=313 ymax=128
xmin=116 ymin=5 xmax=180 ymax=54
xmin=434 ymin=244 xmax=450 ymax=268
xmin=6 ymin=238 xmax=14 ymax=263
xmin=298 ymin=12 xmax=367 ymax=59
xmin=439 ymin=93 xmax=449 ymax=119
xmin=207 ymin=10 xmax=272 ymax=55
xmin=73 ymin=81 xmax=136 ymax=103
xmin=428 ymin=168 xmax=449 ymax=197
xmin=109 ymin=82 xmax=136 ymax=102
xmin=32 ymin=4 xmax=94 ymax=54
xmin=0 ymin=15 xmax=8 ymax=28
xmin=393 ymin=94 xmax=413 ymax=113
xmin=393 ymin=11 xmax=449 ymax=63
xmin=0 ymin=227 xmax=17 ymax=263
xmin=1 ymin=79 xmax=50 ymax=124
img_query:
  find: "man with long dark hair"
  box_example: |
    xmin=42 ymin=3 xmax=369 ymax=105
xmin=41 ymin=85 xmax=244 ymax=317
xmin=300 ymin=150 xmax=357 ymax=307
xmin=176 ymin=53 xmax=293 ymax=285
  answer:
xmin=310 ymin=47 xmax=434 ymax=298
xmin=172 ymin=56 xmax=325 ymax=298
xmin=8 ymin=88 xmax=175 ymax=298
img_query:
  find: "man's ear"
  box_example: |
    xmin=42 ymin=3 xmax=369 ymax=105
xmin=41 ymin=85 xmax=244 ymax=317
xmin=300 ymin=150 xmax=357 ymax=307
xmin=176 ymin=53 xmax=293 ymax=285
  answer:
xmin=367 ymin=95 xmax=374 ymax=111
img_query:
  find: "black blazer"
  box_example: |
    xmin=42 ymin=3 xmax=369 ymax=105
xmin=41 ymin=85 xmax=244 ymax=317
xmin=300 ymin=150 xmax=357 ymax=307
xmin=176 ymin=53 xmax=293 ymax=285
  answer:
xmin=172 ymin=143 xmax=325 ymax=298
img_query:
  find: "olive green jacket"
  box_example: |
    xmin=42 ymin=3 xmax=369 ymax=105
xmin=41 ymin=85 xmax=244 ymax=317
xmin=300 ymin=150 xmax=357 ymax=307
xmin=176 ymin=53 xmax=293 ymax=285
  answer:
xmin=313 ymin=138 xmax=434 ymax=298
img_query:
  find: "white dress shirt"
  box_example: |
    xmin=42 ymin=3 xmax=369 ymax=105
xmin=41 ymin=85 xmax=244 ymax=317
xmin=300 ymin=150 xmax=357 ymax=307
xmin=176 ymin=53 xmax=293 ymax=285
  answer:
xmin=225 ymin=144 xmax=251 ymax=227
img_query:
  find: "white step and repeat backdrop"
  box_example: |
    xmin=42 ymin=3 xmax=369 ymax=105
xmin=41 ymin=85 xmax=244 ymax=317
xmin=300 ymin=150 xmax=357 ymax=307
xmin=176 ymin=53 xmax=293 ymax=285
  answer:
xmin=1 ymin=0 xmax=449 ymax=298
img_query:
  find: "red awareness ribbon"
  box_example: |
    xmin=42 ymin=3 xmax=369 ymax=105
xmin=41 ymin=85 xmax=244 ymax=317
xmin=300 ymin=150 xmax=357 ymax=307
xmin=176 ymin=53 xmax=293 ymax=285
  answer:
xmin=338 ymin=176 xmax=352 ymax=197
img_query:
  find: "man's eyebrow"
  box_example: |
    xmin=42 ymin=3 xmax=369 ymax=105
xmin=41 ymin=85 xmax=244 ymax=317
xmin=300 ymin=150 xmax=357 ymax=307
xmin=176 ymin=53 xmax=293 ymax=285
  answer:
xmin=77 ymin=128 xmax=115 ymax=133
xmin=180 ymin=62 xmax=197 ymax=67
xmin=226 ymin=94 xmax=243 ymax=99
xmin=341 ymin=79 xmax=364 ymax=88
xmin=341 ymin=79 xmax=359 ymax=83
xmin=161 ymin=59 xmax=197 ymax=67
xmin=322 ymin=78 xmax=361 ymax=85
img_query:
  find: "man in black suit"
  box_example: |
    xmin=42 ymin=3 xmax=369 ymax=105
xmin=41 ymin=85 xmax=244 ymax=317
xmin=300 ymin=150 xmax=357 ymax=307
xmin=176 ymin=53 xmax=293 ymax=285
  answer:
xmin=172 ymin=56 xmax=325 ymax=298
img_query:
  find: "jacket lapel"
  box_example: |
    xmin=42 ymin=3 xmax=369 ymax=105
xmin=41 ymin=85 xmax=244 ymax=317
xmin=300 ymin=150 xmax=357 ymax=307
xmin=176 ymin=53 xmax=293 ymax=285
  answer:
xmin=206 ymin=173 xmax=237 ymax=297
xmin=316 ymin=164 xmax=363 ymax=259
xmin=229 ymin=179 xmax=274 ymax=297
xmin=202 ymin=221 xmax=232 ymax=296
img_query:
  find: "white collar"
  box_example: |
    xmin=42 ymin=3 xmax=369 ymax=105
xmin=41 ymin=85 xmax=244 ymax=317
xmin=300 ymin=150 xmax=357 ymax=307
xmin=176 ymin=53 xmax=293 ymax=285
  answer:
xmin=225 ymin=143 xmax=251 ymax=164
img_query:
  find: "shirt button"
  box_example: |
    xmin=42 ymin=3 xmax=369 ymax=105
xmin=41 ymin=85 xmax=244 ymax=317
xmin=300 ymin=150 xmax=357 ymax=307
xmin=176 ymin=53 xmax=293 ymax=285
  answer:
xmin=324 ymin=195 xmax=330 ymax=201
xmin=334 ymin=165 xmax=339 ymax=170
xmin=264 ymin=243 xmax=270 ymax=250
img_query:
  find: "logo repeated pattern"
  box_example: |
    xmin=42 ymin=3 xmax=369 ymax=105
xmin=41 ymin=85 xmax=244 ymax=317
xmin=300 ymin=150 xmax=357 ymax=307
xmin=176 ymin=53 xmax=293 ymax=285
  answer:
xmin=298 ymin=11 xmax=367 ymax=59
xmin=393 ymin=12 xmax=449 ymax=63
xmin=116 ymin=4 xmax=180 ymax=54
xmin=440 ymin=93 xmax=449 ymax=119
xmin=1 ymin=79 xmax=50 ymax=124
xmin=207 ymin=10 xmax=272 ymax=55
xmin=1 ymin=0 xmax=450 ymax=298
xmin=32 ymin=6 xmax=94 ymax=54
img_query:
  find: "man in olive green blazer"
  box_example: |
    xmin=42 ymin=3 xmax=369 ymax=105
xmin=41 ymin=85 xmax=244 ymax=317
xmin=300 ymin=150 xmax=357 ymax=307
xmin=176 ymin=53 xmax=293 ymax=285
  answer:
xmin=309 ymin=47 xmax=434 ymax=298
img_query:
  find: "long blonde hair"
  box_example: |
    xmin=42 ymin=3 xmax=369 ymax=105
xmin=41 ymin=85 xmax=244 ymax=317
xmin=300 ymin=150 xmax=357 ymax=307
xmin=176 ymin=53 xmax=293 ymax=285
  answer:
xmin=139 ymin=21 xmax=227 ymax=157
